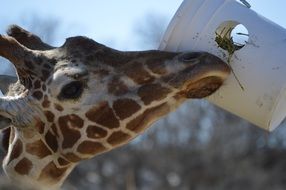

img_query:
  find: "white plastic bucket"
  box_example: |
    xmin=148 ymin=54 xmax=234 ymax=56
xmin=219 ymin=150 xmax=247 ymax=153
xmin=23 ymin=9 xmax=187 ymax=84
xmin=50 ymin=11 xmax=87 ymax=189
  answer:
xmin=159 ymin=0 xmax=286 ymax=131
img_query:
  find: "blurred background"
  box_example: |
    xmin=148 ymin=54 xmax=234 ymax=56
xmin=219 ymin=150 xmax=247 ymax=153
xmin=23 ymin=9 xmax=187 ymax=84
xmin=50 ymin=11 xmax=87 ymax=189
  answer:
xmin=1 ymin=0 xmax=286 ymax=189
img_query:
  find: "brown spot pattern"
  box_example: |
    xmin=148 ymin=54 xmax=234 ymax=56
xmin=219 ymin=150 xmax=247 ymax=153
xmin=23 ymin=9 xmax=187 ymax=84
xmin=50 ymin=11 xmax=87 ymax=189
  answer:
xmin=145 ymin=58 xmax=169 ymax=75
xmin=113 ymin=99 xmax=141 ymax=120
xmin=85 ymin=101 xmax=120 ymax=129
xmin=85 ymin=48 xmax=131 ymax=67
xmin=163 ymin=77 xmax=177 ymax=90
xmin=45 ymin=130 xmax=58 ymax=152
xmin=8 ymin=139 xmax=23 ymax=164
xmin=44 ymin=111 xmax=55 ymax=123
xmin=42 ymin=95 xmax=51 ymax=108
xmin=17 ymin=69 xmax=27 ymax=78
xmin=86 ymin=125 xmax=108 ymax=139
xmin=34 ymin=80 xmax=41 ymax=89
xmin=32 ymin=91 xmax=43 ymax=100
xmin=54 ymin=103 xmax=64 ymax=112
xmin=77 ymin=141 xmax=106 ymax=155
xmin=41 ymin=69 xmax=50 ymax=80
xmin=58 ymin=115 xmax=84 ymax=149
xmin=126 ymin=103 xmax=170 ymax=133
xmin=59 ymin=129 xmax=80 ymax=149
xmin=24 ymin=61 xmax=35 ymax=70
xmin=58 ymin=157 xmax=70 ymax=166
xmin=15 ymin=158 xmax=32 ymax=175
xmin=63 ymin=114 xmax=84 ymax=129
xmin=26 ymin=140 xmax=52 ymax=158
xmin=137 ymin=83 xmax=171 ymax=105
xmin=107 ymin=131 xmax=131 ymax=146
xmin=38 ymin=162 xmax=68 ymax=183
xmin=108 ymin=78 xmax=129 ymax=96
xmin=123 ymin=62 xmax=155 ymax=84
xmin=63 ymin=152 xmax=82 ymax=162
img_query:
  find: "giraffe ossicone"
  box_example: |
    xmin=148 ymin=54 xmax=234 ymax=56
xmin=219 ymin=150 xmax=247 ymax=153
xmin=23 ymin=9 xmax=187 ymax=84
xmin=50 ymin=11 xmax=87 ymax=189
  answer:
xmin=0 ymin=25 xmax=230 ymax=189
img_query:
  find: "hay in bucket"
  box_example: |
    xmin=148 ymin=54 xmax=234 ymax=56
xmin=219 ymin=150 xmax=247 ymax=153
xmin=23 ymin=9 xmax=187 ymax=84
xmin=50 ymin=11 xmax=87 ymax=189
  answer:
xmin=215 ymin=27 xmax=246 ymax=90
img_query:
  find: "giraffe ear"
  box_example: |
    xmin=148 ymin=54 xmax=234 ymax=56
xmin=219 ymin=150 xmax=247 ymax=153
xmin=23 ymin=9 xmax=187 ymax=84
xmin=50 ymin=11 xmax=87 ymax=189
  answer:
xmin=6 ymin=25 xmax=54 ymax=50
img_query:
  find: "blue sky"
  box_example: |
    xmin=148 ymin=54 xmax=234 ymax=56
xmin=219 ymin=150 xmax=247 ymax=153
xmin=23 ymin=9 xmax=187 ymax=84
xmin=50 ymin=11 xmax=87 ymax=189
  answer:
xmin=1 ymin=0 xmax=286 ymax=50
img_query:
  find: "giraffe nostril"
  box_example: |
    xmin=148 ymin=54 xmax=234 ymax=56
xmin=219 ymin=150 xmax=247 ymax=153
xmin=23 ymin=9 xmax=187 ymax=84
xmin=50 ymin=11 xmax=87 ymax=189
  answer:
xmin=179 ymin=52 xmax=202 ymax=62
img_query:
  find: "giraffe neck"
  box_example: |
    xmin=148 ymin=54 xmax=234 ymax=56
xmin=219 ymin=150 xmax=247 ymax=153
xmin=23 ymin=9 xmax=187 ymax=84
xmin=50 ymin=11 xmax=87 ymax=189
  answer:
xmin=3 ymin=92 xmax=185 ymax=189
xmin=3 ymin=125 xmax=75 ymax=189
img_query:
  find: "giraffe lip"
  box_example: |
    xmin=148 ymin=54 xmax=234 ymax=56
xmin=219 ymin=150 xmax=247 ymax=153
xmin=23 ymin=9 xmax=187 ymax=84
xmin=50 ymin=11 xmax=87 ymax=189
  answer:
xmin=182 ymin=55 xmax=231 ymax=99
xmin=184 ymin=76 xmax=224 ymax=99
xmin=183 ymin=64 xmax=230 ymax=99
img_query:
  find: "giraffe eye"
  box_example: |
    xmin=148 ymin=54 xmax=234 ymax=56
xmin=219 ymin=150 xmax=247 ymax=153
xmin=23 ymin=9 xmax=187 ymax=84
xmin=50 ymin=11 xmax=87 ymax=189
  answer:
xmin=58 ymin=81 xmax=84 ymax=100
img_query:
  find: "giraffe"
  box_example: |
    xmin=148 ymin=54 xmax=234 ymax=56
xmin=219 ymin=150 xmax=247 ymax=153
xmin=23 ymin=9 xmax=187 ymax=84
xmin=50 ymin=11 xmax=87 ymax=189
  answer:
xmin=0 ymin=25 xmax=230 ymax=189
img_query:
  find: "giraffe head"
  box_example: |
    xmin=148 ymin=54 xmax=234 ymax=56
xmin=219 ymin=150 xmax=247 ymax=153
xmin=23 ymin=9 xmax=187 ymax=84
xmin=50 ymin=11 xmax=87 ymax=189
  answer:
xmin=0 ymin=25 xmax=230 ymax=189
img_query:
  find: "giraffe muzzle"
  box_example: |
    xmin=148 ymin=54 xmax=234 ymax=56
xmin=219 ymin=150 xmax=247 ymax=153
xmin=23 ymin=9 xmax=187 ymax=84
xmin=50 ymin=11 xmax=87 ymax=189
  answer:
xmin=166 ymin=52 xmax=231 ymax=99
